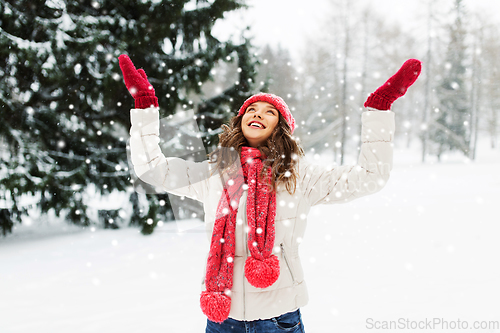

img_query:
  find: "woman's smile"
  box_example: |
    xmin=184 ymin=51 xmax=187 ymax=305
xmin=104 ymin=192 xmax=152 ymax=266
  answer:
xmin=248 ymin=120 xmax=266 ymax=129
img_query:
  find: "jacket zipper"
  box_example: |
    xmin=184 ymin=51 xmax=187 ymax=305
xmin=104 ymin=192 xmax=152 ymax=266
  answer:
xmin=280 ymin=243 xmax=296 ymax=283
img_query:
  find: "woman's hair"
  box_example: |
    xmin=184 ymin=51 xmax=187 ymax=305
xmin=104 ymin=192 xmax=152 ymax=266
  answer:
xmin=209 ymin=112 xmax=304 ymax=194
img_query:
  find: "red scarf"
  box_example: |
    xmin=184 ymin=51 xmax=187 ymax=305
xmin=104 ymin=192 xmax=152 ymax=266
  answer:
xmin=200 ymin=147 xmax=279 ymax=323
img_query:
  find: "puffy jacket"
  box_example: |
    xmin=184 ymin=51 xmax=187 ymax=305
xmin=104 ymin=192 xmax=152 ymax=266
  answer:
xmin=129 ymin=107 xmax=395 ymax=321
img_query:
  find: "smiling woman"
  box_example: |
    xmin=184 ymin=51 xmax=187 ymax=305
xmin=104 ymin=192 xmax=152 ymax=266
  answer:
xmin=120 ymin=54 xmax=421 ymax=332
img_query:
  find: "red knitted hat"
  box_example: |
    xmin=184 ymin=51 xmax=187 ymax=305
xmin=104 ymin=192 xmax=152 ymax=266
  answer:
xmin=238 ymin=93 xmax=296 ymax=134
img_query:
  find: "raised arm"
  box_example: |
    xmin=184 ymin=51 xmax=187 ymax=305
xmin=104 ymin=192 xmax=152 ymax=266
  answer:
xmin=301 ymin=59 xmax=422 ymax=206
xmin=119 ymin=54 xmax=210 ymax=202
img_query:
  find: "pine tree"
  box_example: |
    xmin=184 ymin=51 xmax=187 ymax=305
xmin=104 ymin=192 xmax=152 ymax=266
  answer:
xmin=430 ymin=0 xmax=470 ymax=159
xmin=0 ymin=0 xmax=258 ymax=235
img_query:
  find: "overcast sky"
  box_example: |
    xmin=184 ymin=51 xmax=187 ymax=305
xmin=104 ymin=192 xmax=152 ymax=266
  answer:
xmin=213 ymin=0 xmax=500 ymax=59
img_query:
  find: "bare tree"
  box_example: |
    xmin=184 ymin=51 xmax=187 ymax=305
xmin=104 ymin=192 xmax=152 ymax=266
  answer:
xmin=480 ymin=18 xmax=500 ymax=149
xmin=468 ymin=14 xmax=483 ymax=160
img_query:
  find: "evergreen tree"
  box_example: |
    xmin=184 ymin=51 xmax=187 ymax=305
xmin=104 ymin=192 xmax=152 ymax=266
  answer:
xmin=430 ymin=0 xmax=470 ymax=159
xmin=0 ymin=0 xmax=258 ymax=235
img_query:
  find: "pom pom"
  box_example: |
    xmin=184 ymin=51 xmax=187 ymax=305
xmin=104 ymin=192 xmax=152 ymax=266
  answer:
xmin=200 ymin=291 xmax=231 ymax=323
xmin=244 ymin=255 xmax=280 ymax=288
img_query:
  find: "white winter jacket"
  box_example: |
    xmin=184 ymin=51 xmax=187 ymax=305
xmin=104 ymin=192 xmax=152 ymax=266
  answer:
xmin=129 ymin=107 xmax=395 ymax=321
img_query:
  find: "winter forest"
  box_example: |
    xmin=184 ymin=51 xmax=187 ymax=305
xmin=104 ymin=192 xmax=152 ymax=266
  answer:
xmin=1 ymin=0 xmax=499 ymax=234
xmin=1 ymin=0 xmax=500 ymax=332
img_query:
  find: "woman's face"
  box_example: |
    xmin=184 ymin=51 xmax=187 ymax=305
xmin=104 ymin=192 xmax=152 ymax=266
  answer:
xmin=241 ymin=101 xmax=279 ymax=148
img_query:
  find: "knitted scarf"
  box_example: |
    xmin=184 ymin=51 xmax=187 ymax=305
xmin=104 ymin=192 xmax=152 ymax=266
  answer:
xmin=200 ymin=147 xmax=279 ymax=323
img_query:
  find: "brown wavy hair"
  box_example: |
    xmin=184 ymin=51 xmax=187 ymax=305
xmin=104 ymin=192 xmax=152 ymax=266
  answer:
xmin=208 ymin=112 xmax=304 ymax=194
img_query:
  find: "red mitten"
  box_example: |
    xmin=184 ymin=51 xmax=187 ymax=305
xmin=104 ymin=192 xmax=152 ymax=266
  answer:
xmin=364 ymin=59 xmax=422 ymax=110
xmin=118 ymin=54 xmax=159 ymax=109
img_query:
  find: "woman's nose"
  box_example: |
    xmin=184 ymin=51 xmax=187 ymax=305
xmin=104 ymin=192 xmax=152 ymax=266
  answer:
xmin=253 ymin=110 xmax=263 ymax=118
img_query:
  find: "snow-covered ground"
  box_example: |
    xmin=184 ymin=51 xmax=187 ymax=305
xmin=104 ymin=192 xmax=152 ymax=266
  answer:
xmin=1 ymin=141 xmax=500 ymax=333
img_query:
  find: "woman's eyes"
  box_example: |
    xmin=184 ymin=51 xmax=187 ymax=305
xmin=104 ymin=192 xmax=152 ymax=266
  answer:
xmin=246 ymin=108 xmax=275 ymax=115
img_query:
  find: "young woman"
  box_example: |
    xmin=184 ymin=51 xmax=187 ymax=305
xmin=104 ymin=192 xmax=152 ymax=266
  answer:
xmin=119 ymin=55 xmax=421 ymax=332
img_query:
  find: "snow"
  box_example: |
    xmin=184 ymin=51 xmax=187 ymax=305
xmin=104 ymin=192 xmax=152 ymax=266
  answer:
xmin=1 ymin=140 xmax=499 ymax=332
xmin=45 ymin=0 xmax=65 ymax=11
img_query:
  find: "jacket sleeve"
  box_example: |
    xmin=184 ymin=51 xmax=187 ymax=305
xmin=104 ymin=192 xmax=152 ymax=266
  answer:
xmin=299 ymin=110 xmax=394 ymax=206
xmin=128 ymin=107 xmax=210 ymax=202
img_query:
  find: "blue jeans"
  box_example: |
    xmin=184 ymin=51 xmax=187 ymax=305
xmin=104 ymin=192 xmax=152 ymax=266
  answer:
xmin=205 ymin=309 xmax=305 ymax=332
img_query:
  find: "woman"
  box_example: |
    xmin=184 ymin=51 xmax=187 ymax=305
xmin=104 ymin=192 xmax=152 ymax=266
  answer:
xmin=120 ymin=55 xmax=421 ymax=332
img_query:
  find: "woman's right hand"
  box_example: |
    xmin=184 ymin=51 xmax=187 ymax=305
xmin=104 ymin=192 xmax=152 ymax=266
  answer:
xmin=118 ymin=54 xmax=159 ymax=109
